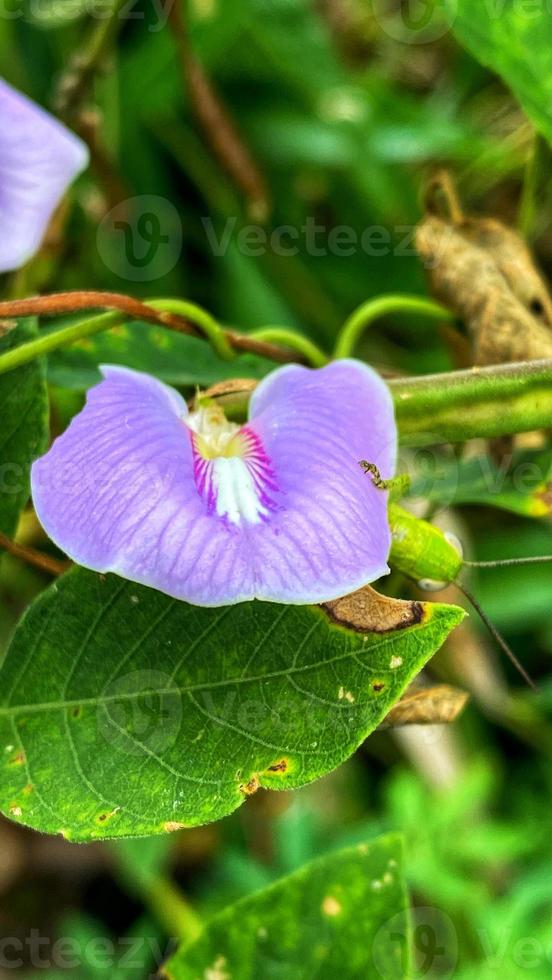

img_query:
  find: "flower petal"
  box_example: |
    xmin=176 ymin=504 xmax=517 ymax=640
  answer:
xmin=247 ymin=358 xmax=396 ymax=602
xmin=0 ymin=78 xmax=89 ymax=273
xmin=31 ymin=366 xmax=260 ymax=605
xmin=32 ymin=360 xmax=397 ymax=606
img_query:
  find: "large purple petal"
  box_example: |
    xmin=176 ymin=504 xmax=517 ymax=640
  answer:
xmin=247 ymin=359 xmax=396 ymax=602
xmin=32 ymin=360 xmax=397 ymax=606
xmin=0 ymin=78 xmax=88 ymax=272
xmin=32 ymin=367 xmax=261 ymax=605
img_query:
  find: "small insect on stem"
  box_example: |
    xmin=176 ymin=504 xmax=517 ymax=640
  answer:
xmin=359 ymin=460 xmax=410 ymax=496
xmin=359 ymin=460 xmax=393 ymax=490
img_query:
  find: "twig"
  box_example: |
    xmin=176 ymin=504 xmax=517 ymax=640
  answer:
xmin=456 ymin=581 xmax=537 ymax=691
xmin=168 ymin=0 xmax=269 ymax=219
xmin=0 ymin=291 xmax=298 ymax=365
xmin=1 ymin=294 xmax=552 ymax=446
xmin=0 ymin=531 xmax=70 ymax=577
xmin=55 ymin=0 xmax=128 ymax=119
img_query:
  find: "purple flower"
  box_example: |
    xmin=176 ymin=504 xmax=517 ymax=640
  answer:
xmin=31 ymin=360 xmax=396 ymax=606
xmin=0 ymin=77 xmax=88 ymax=273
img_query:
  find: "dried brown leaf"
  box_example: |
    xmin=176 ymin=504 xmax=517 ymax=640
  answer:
xmin=202 ymin=378 xmax=259 ymax=400
xmin=381 ymin=684 xmax=469 ymax=728
xmin=416 ymin=172 xmax=552 ymax=366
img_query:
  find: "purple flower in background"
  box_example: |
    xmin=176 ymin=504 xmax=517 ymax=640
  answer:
xmin=0 ymin=77 xmax=88 ymax=273
xmin=32 ymin=360 xmax=396 ymax=606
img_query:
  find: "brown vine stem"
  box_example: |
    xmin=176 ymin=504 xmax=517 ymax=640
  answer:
xmin=0 ymin=531 xmax=70 ymax=577
xmin=168 ymin=0 xmax=270 ymax=220
xmin=0 ymin=291 xmax=298 ymax=365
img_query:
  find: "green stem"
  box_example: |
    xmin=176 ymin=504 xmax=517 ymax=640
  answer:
xmin=392 ymin=358 xmax=552 ymax=446
xmin=249 ymin=327 xmax=329 ymax=367
xmin=0 ymin=299 xmax=236 ymax=376
xmin=209 ymin=359 xmax=552 ymax=446
xmin=518 ymin=133 xmax=549 ymax=243
xmin=144 ymin=876 xmax=203 ymax=944
xmin=0 ymin=311 xmax=125 ymax=375
xmin=148 ymin=298 xmax=235 ymax=361
xmin=334 ymin=294 xmax=455 ymax=359
xmin=85 ymin=0 xmax=128 ymax=63
xmin=1 ymin=299 xmax=551 ymax=448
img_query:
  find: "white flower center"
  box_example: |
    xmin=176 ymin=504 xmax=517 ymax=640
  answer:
xmin=186 ymin=403 xmax=277 ymax=525
xmin=186 ymin=404 xmax=241 ymax=458
xmin=210 ymin=456 xmax=269 ymax=525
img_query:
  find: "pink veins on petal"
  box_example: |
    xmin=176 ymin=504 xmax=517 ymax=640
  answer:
xmin=31 ymin=360 xmax=397 ymax=606
xmin=190 ymin=414 xmax=279 ymax=525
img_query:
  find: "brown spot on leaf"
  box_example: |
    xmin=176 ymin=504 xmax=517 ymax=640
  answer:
xmin=163 ymin=822 xmax=187 ymax=833
xmin=71 ymin=706 xmax=82 ymax=718
xmin=324 ymin=585 xmax=424 ymax=634
xmin=9 ymin=752 xmax=25 ymax=767
xmin=95 ymin=807 xmax=121 ymax=825
xmin=266 ymin=759 xmax=288 ymax=774
xmin=371 ymin=680 xmax=386 ymax=694
xmin=240 ymin=776 xmax=260 ymax=796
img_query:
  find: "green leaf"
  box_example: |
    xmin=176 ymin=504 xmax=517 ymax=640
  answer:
xmin=448 ymin=0 xmax=552 ymax=145
xmin=165 ymin=835 xmax=410 ymax=980
xmin=0 ymin=319 xmax=48 ymax=537
xmin=409 ymin=447 xmax=552 ymax=518
xmin=0 ymin=569 xmax=464 ymax=840
xmin=47 ymin=321 xmax=273 ymax=390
